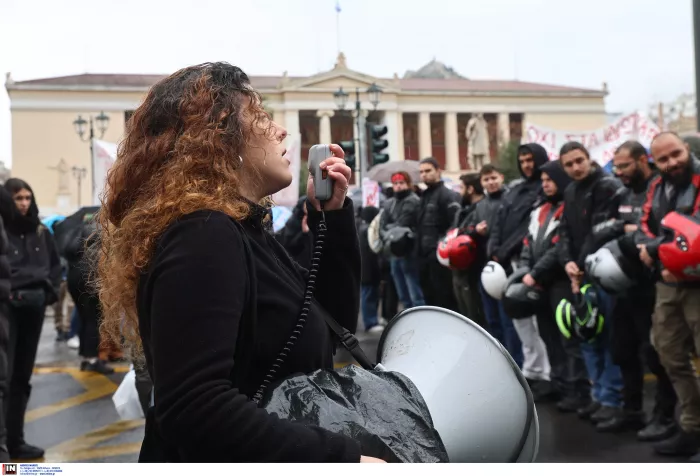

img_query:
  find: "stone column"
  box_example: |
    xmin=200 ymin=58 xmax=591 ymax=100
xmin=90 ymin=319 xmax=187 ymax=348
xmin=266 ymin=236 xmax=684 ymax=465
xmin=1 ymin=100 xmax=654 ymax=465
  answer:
xmin=382 ymin=110 xmax=402 ymax=162
xmin=396 ymin=112 xmax=405 ymax=161
xmin=498 ymin=112 xmax=510 ymax=147
xmin=445 ymin=112 xmax=459 ymax=172
xmin=316 ymin=110 xmax=334 ymax=144
xmin=284 ymin=109 xmax=300 ymax=143
xmin=418 ymin=111 xmax=432 ymax=159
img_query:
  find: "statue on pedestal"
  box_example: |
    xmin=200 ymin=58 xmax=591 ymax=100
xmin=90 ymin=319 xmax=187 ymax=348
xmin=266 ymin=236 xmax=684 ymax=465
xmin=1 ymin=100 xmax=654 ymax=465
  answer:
xmin=465 ymin=113 xmax=490 ymax=171
xmin=48 ymin=158 xmax=71 ymax=195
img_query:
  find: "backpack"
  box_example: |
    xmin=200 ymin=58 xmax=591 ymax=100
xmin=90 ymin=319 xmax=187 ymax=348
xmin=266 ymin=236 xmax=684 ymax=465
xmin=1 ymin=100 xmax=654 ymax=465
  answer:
xmin=368 ymin=209 xmax=385 ymax=254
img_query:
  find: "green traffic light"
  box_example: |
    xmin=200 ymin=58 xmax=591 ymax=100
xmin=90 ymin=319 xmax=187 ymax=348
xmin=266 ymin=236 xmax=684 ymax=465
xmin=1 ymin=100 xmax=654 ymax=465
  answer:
xmin=373 ymin=153 xmax=389 ymax=165
xmin=339 ymin=140 xmax=355 ymax=154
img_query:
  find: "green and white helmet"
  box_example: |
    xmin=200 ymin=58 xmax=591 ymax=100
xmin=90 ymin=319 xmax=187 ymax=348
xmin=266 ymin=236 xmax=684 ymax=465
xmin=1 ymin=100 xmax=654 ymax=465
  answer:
xmin=555 ymin=284 xmax=605 ymax=342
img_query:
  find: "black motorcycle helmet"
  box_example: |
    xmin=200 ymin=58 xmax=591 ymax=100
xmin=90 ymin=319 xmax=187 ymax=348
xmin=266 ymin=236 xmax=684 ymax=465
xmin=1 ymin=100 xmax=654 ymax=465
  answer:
xmin=502 ymin=267 xmax=543 ymax=319
xmin=385 ymin=226 xmax=415 ymax=257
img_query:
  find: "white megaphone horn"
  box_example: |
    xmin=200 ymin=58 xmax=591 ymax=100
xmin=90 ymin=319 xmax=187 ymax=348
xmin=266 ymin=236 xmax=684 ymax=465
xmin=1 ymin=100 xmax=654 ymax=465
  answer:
xmin=376 ymin=306 xmax=539 ymax=462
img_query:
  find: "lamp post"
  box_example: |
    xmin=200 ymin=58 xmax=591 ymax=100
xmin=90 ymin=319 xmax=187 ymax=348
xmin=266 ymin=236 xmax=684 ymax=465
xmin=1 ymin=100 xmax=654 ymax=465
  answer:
xmin=72 ymin=111 xmax=109 ymax=204
xmin=333 ymin=83 xmax=382 ymax=183
xmin=72 ymin=166 xmax=87 ymax=207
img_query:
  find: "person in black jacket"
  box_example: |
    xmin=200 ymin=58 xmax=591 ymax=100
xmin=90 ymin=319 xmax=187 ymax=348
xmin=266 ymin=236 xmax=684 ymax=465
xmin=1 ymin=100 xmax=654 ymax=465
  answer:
xmin=466 ymin=165 xmax=523 ymax=366
xmin=0 ymin=179 xmax=61 ymax=461
xmin=488 ymin=143 xmax=548 ymax=270
xmin=518 ymin=161 xmax=587 ymax=404
xmin=416 ymin=158 xmax=462 ymax=311
xmin=65 ymin=212 xmax=114 ymax=375
xmin=0 ymin=214 xmax=11 ymax=463
xmin=359 ymin=206 xmax=383 ymax=332
xmin=276 ymin=196 xmax=312 ymax=270
xmin=490 ymin=143 xmax=549 ymax=386
xmin=588 ymin=141 xmax=678 ymax=438
xmin=452 ymin=173 xmax=487 ymax=329
xmin=556 ymin=142 xmax=624 ymax=424
xmin=95 ymin=62 xmax=382 ymax=463
xmin=638 ymin=132 xmax=700 ymax=459
xmin=380 ymin=171 xmax=424 ymax=310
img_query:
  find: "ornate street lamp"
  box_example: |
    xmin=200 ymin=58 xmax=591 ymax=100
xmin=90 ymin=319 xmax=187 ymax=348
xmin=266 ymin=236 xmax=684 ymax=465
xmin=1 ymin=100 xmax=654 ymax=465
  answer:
xmin=73 ymin=111 xmax=110 ymax=206
xmin=333 ymin=87 xmax=349 ymax=110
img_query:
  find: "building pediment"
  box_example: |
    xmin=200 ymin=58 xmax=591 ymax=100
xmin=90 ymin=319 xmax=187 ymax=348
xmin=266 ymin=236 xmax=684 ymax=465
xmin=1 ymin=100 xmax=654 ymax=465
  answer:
xmin=280 ymin=53 xmax=399 ymax=93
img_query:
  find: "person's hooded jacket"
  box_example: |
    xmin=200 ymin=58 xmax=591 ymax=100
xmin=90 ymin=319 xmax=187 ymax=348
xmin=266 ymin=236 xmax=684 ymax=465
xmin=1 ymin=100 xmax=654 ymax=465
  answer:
xmin=557 ymin=163 xmax=623 ymax=269
xmin=519 ymin=160 xmax=572 ymax=287
xmin=488 ymin=143 xmax=548 ymax=267
xmin=0 ymin=182 xmax=61 ymax=305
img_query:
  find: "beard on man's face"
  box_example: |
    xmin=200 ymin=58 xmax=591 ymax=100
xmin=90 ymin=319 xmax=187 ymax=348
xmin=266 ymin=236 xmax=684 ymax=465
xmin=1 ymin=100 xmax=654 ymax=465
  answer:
xmin=664 ymin=160 xmax=691 ymax=186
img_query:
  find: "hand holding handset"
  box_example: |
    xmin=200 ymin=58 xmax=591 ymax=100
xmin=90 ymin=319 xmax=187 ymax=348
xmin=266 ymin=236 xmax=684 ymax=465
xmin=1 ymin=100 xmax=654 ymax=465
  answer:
xmin=308 ymin=144 xmax=335 ymax=203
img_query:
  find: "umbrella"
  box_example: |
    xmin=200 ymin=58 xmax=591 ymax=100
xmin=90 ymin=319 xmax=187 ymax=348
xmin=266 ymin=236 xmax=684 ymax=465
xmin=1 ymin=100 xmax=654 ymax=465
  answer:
xmin=366 ymin=160 xmax=421 ymax=184
xmin=53 ymin=206 xmax=100 ymax=256
xmin=41 ymin=214 xmax=66 ymax=234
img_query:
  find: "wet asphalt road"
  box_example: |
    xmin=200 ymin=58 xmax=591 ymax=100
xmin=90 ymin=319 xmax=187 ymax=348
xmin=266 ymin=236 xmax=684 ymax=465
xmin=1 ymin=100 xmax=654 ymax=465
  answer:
xmin=17 ymin=315 xmax=693 ymax=463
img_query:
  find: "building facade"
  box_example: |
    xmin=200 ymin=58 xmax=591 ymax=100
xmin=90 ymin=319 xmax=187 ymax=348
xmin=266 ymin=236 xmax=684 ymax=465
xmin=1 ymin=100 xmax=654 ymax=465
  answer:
xmin=5 ymin=55 xmax=607 ymax=214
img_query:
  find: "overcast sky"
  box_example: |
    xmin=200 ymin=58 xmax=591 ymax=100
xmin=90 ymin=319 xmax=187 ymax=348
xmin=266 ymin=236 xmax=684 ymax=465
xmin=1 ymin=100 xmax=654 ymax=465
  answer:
xmin=0 ymin=0 xmax=695 ymax=166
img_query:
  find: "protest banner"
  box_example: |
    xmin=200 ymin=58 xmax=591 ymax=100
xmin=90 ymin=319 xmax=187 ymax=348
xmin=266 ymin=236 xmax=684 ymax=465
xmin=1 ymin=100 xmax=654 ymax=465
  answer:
xmin=524 ymin=112 xmax=661 ymax=166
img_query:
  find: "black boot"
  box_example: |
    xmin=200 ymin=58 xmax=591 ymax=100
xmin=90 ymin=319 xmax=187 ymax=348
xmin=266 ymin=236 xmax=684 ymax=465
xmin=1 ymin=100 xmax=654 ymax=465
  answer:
xmin=0 ymin=445 xmax=9 ymax=463
xmin=637 ymin=415 xmax=678 ymax=442
xmin=653 ymin=429 xmax=700 ymax=457
xmin=577 ymin=401 xmax=601 ymax=420
xmin=532 ymin=380 xmax=561 ymax=403
xmin=8 ymin=442 xmax=44 ymax=460
xmin=597 ymin=409 xmax=646 ymax=433
xmin=690 ymin=451 xmax=700 ymax=463
xmin=80 ymin=359 xmax=114 ymax=375
xmin=590 ymin=405 xmax=622 ymax=424
xmin=557 ymin=396 xmax=590 ymax=413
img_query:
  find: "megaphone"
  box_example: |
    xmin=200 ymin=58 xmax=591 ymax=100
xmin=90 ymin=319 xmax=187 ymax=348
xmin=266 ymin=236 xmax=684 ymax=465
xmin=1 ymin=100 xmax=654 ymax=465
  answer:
xmin=377 ymin=306 xmax=539 ymax=462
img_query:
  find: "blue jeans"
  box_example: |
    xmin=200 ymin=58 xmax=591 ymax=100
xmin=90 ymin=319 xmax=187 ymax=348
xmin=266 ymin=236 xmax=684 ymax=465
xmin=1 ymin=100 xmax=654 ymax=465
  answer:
xmin=478 ymin=281 xmax=524 ymax=368
xmin=361 ymin=285 xmax=380 ymax=330
xmin=390 ymin=257 xmax=425 ymax=309
xmin=69 ymin=306 xmax=79 ymax=338
xmin=579 ymin=286 xmax=623 ymax=408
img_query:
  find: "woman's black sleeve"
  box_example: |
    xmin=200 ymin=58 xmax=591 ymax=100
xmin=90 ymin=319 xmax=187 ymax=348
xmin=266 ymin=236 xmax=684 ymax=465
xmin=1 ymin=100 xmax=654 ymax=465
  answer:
xmin=146 ymin=212 xmax=361 ymax=462
xmin=306 ymin=198 xmax=360 ymax=334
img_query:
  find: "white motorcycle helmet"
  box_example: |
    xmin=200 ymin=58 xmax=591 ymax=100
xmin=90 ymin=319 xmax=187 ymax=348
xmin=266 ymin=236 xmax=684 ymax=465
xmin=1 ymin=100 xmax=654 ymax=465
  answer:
xmin=584 ymin=239 xmax=638 ymax=294
xmin=481 ymin=261 xmax=508 ymax=300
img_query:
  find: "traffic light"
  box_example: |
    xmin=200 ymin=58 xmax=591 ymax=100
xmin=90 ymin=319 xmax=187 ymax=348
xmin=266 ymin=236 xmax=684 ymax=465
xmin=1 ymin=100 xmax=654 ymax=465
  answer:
xmin=369 ymin=123 xmax=389 ymax=165
xmin=339 ymin=140 xmax=356 ymax=170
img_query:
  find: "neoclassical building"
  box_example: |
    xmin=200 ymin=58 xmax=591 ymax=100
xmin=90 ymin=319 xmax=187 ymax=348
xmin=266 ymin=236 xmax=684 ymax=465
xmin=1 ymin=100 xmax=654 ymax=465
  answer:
xmin=5 ymin=54 xmax=608 ymax=213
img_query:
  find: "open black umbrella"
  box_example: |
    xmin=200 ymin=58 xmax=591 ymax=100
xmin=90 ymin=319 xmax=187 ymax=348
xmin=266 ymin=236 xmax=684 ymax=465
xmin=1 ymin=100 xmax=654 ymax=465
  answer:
xmin=53 ymin=206 xmax=100 ymax=257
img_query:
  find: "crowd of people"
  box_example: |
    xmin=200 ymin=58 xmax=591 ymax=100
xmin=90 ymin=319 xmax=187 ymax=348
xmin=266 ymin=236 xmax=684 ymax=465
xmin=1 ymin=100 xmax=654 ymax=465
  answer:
xmin=280 ymin=133 xmax=700 ymax=463
xmin=0 ymin=61 xmax=698 ymax=463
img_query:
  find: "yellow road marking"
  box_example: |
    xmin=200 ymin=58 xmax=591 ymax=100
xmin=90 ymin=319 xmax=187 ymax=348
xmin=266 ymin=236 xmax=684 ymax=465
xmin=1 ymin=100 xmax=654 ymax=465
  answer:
xmin=25 ymin=368 xmax=118 ymax=423
xmin=50 ymin=442 xmax=142 ymax=462
xmin=44 ymin=420 xmax=144 ymax=462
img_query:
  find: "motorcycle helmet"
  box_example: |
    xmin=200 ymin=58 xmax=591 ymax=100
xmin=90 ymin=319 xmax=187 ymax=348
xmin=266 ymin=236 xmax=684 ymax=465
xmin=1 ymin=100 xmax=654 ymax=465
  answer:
xmin=502 ymin=268 xmax=543 ymax=319
xmin=481 ymin=261 xmax=508 ymax=300
xmin=584 ymin=238 xmax=639 ymax=294
xmin=385 ymin=226 xmax=415 ymax=258
xmin=437 ymin=230 xmax=477 ymax=270
xmin=658 ymin=212 xmax=700 ymax=280
xmin=555 ymin=284 xmax=605 ymax=342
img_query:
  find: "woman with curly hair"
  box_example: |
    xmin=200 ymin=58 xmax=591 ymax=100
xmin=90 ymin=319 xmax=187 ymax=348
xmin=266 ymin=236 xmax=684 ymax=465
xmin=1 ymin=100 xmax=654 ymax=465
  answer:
xmin=97 ymin=62 xmax=382 ymax=463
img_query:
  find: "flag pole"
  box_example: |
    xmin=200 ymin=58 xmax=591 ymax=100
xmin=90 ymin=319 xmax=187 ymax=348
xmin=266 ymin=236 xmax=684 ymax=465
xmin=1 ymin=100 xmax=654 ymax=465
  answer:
xmin=335 ymin=1 xmax=341 ymax=55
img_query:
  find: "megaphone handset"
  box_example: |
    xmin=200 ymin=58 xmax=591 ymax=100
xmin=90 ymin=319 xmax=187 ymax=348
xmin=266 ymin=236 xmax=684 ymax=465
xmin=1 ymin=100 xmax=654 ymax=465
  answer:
xmin=252 ymin=145 xmax=379 ymax=404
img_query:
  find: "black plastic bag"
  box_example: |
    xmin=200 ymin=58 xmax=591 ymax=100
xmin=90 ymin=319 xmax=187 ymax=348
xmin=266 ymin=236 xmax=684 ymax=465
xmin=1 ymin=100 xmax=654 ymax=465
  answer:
xmin=259 ymin=365 xmax=449 ymax=463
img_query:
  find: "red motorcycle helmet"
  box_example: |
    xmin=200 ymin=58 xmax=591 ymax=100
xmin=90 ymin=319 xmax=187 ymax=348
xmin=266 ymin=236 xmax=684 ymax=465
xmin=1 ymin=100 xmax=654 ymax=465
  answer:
xmin=658 ymin=211 xmax=700 ymax=280
xmin=437 ymin=230 xmax=477 ymax=270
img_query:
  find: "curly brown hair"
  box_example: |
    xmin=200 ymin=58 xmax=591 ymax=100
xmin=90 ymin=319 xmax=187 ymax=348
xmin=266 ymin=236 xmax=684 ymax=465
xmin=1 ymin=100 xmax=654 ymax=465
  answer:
xmin=97 ymin=62 xmax=272 ymax=360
